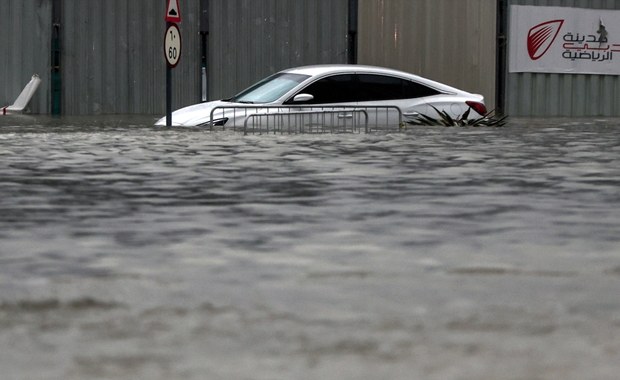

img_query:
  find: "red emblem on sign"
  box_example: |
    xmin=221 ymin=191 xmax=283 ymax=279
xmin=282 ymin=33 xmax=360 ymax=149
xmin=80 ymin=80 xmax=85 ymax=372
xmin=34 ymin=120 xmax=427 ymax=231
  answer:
xmin=527 ymin=20 xmax=564 ymax=60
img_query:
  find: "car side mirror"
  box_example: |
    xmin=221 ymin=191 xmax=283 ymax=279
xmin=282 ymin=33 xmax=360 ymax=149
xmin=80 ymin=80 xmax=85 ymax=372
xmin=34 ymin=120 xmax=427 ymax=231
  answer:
xmin=293 ymin=93 xmax=314 ymax=103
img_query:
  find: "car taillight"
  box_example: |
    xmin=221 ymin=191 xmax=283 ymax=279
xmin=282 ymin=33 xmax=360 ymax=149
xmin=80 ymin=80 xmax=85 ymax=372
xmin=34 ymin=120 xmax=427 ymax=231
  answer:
xmin=466 ymin=101 xmax=487 ymax=116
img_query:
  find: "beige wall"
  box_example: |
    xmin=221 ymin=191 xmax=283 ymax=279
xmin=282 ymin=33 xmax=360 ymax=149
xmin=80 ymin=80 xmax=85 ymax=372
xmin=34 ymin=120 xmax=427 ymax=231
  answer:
xmin=358 ymin=0 xmax=497 ymax=109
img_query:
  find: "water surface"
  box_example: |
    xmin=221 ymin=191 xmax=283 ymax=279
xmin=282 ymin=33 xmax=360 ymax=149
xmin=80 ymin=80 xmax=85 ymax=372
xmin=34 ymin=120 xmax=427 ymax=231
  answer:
xmin=1 ymin=115 xmax=620 ymax=379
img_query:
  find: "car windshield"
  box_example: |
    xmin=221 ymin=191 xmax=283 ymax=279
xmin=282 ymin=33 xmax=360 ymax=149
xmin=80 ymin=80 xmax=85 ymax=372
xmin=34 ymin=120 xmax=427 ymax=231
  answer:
xmin=229 ymin=73 xmax=310 ymax=103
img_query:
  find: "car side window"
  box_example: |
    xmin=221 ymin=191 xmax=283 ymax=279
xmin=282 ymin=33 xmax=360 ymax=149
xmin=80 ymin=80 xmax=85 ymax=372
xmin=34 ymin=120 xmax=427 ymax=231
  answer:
xmin=289 ymin=74 xmax=357 ymax=104
xmin=356 ymin=74 xmax=441 ymax=101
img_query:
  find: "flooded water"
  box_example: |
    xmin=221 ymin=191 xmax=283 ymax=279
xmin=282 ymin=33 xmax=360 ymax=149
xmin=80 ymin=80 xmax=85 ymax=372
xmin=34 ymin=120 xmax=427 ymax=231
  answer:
xmin=1 ymin=115 xmax=620 ymax=379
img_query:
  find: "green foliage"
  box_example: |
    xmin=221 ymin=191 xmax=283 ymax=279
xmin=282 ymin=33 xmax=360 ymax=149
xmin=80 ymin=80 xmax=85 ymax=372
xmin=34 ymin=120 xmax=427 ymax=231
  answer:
xmin=405 ymin=106 xmax=508 ymax=128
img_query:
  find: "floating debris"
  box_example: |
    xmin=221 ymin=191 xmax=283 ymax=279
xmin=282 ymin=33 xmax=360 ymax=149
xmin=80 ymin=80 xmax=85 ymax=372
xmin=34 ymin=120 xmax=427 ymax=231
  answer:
xmin=406 ymin=105 xmax=508 ymax=128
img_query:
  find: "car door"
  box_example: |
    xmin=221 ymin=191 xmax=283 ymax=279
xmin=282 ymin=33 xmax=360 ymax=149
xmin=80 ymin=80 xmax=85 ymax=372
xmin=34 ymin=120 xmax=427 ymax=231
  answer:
xmin=284 ymin=74 xmax=365 ymax=132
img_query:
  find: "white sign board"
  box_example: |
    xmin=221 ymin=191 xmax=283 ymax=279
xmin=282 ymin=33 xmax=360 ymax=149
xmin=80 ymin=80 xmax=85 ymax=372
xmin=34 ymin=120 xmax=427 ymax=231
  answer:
xmin=164 ymin=24 xmax=182 ymax=67
xmin=509 ymin=5 xmax=620 ymax=75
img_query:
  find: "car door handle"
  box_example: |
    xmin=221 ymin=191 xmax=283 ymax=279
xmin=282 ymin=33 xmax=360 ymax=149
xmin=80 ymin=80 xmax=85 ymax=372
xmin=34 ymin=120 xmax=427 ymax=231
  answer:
xmin=403 ymin=112 xmax=420 ymax=117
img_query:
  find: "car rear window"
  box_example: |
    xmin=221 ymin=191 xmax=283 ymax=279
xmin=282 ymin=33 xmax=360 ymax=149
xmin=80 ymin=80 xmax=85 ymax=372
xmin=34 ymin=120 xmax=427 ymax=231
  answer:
xmin=357 ymin=74 xmax=441 ymax=101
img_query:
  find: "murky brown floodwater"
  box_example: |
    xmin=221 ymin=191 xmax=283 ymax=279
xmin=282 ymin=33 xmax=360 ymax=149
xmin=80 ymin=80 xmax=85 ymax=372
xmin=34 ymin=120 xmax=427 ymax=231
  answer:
xmin=1 ymin=115 xmax=620 ymax=379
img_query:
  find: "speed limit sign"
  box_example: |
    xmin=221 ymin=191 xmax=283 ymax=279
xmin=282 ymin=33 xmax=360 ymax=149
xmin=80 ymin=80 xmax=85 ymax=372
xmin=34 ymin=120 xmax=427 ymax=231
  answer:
xmin=164 ymin=23 xmax=182 ymax=67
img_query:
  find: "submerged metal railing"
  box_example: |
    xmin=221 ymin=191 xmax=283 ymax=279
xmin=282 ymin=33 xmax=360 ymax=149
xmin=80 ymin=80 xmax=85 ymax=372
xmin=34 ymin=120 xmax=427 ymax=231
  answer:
xmin=207 ymin=105 xmax=403 ymax=134
xmin=244 ymin=109 xmax=369 ymax=135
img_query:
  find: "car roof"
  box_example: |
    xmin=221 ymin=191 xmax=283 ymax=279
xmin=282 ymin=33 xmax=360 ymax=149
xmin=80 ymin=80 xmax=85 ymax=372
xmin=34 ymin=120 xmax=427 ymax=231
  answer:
xmin=282 ymin=64 xmax=412 ymax=77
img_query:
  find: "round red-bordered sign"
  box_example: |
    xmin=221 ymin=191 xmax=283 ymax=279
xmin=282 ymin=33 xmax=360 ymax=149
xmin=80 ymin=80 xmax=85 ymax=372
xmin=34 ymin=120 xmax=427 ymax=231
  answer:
xmin=164 ymin=23 xmax=182 ymax=68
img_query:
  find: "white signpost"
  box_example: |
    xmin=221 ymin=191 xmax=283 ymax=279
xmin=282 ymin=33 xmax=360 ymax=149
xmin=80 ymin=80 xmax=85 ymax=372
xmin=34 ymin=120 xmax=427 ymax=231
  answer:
xmin=164 ymin=0 xmax=182 ymax=127
xmin=164 ymin=24 xmax=182 ymax=68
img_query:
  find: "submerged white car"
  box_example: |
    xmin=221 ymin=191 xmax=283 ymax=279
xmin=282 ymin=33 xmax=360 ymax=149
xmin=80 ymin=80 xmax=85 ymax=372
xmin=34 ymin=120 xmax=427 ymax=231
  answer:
xmin=155 ymin=64 xmax=487 ymax=128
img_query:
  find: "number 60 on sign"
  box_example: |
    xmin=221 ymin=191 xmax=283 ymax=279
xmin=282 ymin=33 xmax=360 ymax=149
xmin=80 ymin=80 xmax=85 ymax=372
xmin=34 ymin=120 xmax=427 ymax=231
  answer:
xmin=164 ymin=24 xmax=182 ymax=67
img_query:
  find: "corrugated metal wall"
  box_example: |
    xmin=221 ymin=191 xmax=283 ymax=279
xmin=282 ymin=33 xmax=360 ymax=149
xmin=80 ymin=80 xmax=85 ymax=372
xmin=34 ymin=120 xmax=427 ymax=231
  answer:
xmin=1 ymin=0 xmax=349 ymax=115
xmin=61 ymin=0 xmax=201 ymax=115
xmin=506 ymin=0 xmax=620 ymax=116
xmin=0 ymin=0 xmax=51 ymax=114
xmin=207 ymin=0 xmax=349 ymax=101
xmin=357 ymin=0 xmax=498 ymax=110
